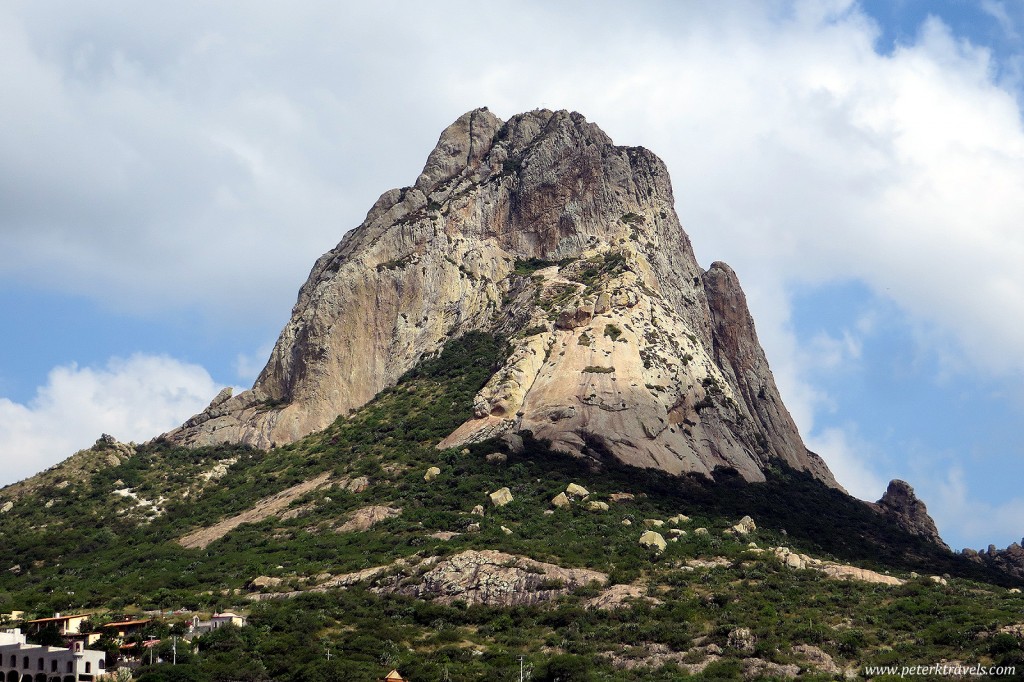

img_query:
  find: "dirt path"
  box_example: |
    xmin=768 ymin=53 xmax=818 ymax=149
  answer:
xmin=177 ymin=472 xmax=332 ymax=549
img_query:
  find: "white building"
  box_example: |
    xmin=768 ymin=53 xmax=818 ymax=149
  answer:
xmin=0 ymin=629 xmax=107 ymax=681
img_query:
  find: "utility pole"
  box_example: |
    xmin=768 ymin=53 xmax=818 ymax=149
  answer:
xmin=172 ymin=636 xmax=177 ymax=665
xmin=518 ymin=654 xmax=525 ymax=682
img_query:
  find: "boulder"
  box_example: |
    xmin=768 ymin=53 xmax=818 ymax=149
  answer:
xmin=731 ymin=515 xmax=756 ymax=535
xmin=471 ymin=504 xmax=485 ymax=516
xmin=727 ymin=627 xmax=756 ymax=654
xmin=424 ymin=466 xmax=441 ymax=482
xmin=489 ymin=487 xmax=513 ymax=507
xmin=551 ymin=492 xmax=571 ymax=508
xmin=566 ymin=483 xmax=590 ymax=498
xmin=587 ymin=501 xmax=610 ymax=512
xmin=485 ymin=452 xmax=507 ymax=463
xmin=639 ymin=530 xmax=667 ymax=552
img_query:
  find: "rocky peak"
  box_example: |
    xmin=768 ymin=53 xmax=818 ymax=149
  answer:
xmin=161 ymin=107 xmax=839 ymax=489
xmin=875 ymin=480 xmax=949 ymax=550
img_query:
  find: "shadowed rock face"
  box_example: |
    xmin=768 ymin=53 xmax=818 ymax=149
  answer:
xmin=162 ymin=107 xmax=838 ymax=488
xmin=874 ymin=480 xmax=949 ymax=550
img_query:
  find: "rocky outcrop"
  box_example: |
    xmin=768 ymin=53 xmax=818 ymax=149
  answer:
xmin=874 ymin=480 xmax=949 ymax=550
xmin=177 ymin=472 xmax=332 ymax=549
xmin=962 ymin=540 xmax=1024 ymax=581
xmin=396 ymin=549 xmax=606 ymax=606
xmin=161 ymin=107 xmax=839 ymax=489
xmin=336 ymin=505 xmax=402 ymax=533
xmin=773 ymin=546 xmax=905 ymax=585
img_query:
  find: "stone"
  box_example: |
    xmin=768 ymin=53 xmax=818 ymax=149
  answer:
xmin=668 ymin=514 xmax=690 ymax=524
xmin=467 ymin=522 xmax=481 ymax=532
xmin=248 ymin=576 xmax=283 ymax=590
xmin=584 ymin=584 xmax=661 ymax=610
xmin=792 ymin=644 xmax=841 ymax=675
xmin=742 ymin=659 xmax=799 ymax=680
xmin=501 ymin=526 xmax=513 ymax=535
xmin=667 ymin=529 xmax=687 ymax=537
xmin=621 ymin=519 xmax=632 ymax=526
xmin=0 ymin=501 xmax=12 ymax=514
xmin=471 ymin=505 xmax=485 ymax=517
xmin=644 ymin=519 xmax=664 ymax=528
xmin=489 ymin=487 xmax=513 ymax=507
xmin=159 ymin=108 xmax=841 ymax=495
xmin=609 ymin=493 xmax=635 ymax=503
xmin=543 ymin=510 xmax=555 ymax=515
xmin=727 ymin=627 xmax=756 ymax=654
xmin=395 ymin=549 xmax=606 ymax=607
xmin=551 ymin=492 xmax=571 ymax=508
xmin=1009 ymin=588 xmax=1021 ymax=594
xmin=639 ymin=530 xmax=667 ymax=552
xmin=694 ymin=527 xmax=709 ymax=536
xmin=424 ymin=466 xmax=441 ymax=482
xmin=930 ymin=575 xmax=948 ymax=586
xmin=565 ymin=483 xmax=590 ymax=498
xmin=485 ymin=452 xmax=507 ymax=463
xmin=730 ymin=515 xmax=756 ymax=535
xmin=336 ymin=505 xmax=402 ymax=533
xmin=587 ymin=501 xmax=609 ymax=512
xmin=345 ymin=476 xmax=370 ymax=493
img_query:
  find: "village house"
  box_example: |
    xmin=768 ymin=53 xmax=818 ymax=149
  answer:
xmin=0 ymin=628 xmax=107 ymax=681
xmin=101 ymin=619 xmax=150 ymax=641
xmin=22 ymin=615 xmax=89 ymax=638
xmin=189 ymin=612 xmax=246 ymax=636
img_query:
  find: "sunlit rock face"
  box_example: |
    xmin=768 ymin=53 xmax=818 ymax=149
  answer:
xmin=163 ymin=107 xmax=839 ymax=489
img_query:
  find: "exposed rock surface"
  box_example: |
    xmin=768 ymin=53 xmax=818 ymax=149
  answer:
xmin=639 ymin=530 xmax=667 ymax=552
xmin=583 ymin=583 xmax=659 ymax=610
xmin=773 ymin=546 xmax=905 ymax=586
xmin=873 ymin=479 xmax=949 ymax=550
xmin=161 ymin=107 xmax=839 ymax=489
xmin=488 ymin=487 xmax=513 ymax=507
xmin=396 ymin=549 xmax=606 ymax=606
xmin=177 ymin=472 xmax=332 ymax=549
xmin=336 ymin=505 xmax=402 ymax=533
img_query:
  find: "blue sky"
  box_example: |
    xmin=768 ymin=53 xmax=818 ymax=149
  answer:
xmin=1 ymin=1 xmax=1023 ymax=553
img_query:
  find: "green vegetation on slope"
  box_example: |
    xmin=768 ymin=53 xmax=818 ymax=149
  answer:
xmin=0 ymin=331 xmax=1022 ymax=680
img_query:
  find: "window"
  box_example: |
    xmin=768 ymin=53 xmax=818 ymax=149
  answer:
xmin=98 ymin=661 xmax=104 ymax=669
xmin=52 ymin=660 xmax=58 ymax=672
xmin=38 ymin=657 xmax=43 ymax=670
xmin=67 ymin=661 xmax=73 ymax=673
xmin=84 ymin=662 xmax=91 ymax=673
xmin=22 ymin=656 xmax=28 ymax=669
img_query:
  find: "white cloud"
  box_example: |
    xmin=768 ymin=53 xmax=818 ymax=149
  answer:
xmin=0 ymin=355 xmax=219 ymax=487
xmin=1 ymin=1 xmax=1024 ymax=544
xmin=927 ymin=466 xmax=1024 ymax=551
xmin=805 ymin=426 xmax=888 ymax=501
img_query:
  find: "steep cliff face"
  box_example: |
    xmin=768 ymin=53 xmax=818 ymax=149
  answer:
xmin=163 ymin=107 xmax=838 ymax=488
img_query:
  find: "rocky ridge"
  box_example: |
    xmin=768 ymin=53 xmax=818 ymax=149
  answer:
xmin=871 ymin=479 xmax=949 ymax=550
xmin=163 ymin=107 xmax=838 ymax=488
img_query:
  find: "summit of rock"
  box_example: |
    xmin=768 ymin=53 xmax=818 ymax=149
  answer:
xmin=162 ymin=107 xmax=839 ymax=489
xmin=874 ymin=479 xmax=949 ymax=550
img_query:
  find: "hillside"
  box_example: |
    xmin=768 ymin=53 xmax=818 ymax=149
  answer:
xmin=1 ymin=333 xmax=1022 ymax=680
xmin=1 ymin=108 xmax=1023 ymax=680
